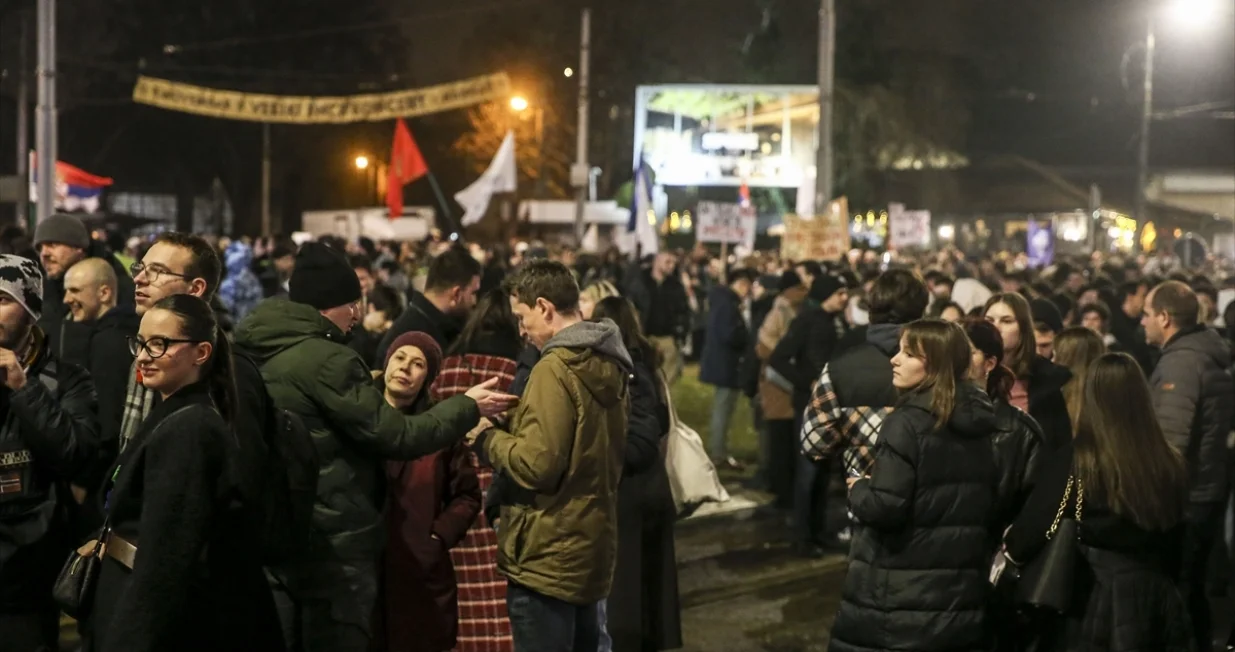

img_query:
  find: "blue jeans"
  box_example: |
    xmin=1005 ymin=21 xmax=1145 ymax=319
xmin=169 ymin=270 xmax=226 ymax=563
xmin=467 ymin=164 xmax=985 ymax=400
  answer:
xmin=709 ymin=386 xmax=741 ymax=460
xmin=506 ymin=582 xmax=600 ymax=652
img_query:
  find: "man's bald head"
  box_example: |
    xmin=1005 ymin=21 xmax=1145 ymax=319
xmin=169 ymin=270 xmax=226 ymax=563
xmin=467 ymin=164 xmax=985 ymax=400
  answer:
xmin=64 ymin=258 xmax=119 ymax=322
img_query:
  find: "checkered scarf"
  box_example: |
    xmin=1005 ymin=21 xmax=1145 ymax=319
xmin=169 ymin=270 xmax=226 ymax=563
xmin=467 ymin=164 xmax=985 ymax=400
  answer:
xmin=800 ymin=362 xmax=892 ymax=476
xmin=118 ymin=360 xmax=156 ymax=452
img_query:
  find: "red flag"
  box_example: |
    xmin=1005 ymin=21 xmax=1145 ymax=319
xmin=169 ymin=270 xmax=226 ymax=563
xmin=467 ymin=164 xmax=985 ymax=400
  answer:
xmin=386 ymin=118 xmax=429 ymax=218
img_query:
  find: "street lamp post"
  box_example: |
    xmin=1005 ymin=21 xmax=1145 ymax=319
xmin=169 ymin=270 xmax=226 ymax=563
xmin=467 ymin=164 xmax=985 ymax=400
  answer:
xmin=1135 ymin=13 xmax=1156 ymax=236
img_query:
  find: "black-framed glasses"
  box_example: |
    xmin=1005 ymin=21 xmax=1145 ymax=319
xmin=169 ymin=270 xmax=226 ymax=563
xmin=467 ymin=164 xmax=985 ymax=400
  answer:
xmin=130 ymin=262 xmax=191 ymax=284
xmin=128 ymin=336 xmax=203 ymax=359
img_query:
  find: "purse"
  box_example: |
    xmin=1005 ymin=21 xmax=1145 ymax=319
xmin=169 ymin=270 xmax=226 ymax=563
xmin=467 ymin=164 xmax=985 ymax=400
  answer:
xmin=53 ymin=514 xmax=111 ymax=620
xmin=1015 ymin=475 xmax=1084 ymax=614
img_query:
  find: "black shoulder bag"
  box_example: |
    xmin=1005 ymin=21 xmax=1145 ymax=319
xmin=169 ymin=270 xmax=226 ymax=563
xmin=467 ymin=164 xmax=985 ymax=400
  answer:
xmin=52 ymin=510 xmax=110 ymax=619
xmin=1015 ymin=475 xmax=1084 ymax=614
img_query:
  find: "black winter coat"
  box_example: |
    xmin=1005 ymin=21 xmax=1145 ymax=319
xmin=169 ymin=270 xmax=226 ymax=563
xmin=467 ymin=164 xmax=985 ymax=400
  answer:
xmin=991 ymin=399 xmax=1046 ymax=531
xmin=608 ymin=352 xmax=682 ymax=652
xmin=87 ymin=383 xmax=283 ymax=652
xmin=768 ymin=306 xmax=849 ymax=413
xmin=1025 ymin=355 xmax=1073 ymax=451
xmin=1004 ymin=444 xmax=1191 ymax=651
xmin=830 ymin=384 xmax=999 ymax=652
xmin=56 ymin=305 xmax=141 ymax=493
xmin=377 ymin=291 xmax=463 ymax=368
xmin=699 ymin=286 xmax=747 ymax=389
xmin=0 ymin=336 xmax=99 ymax=609
xmin=1150 ymin=325 xmax=1234 ymax=504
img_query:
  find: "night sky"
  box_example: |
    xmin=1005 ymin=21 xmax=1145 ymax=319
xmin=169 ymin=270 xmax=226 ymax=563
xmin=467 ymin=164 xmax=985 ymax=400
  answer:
xmin=0 ymin=0 xmax=1231 ymax=231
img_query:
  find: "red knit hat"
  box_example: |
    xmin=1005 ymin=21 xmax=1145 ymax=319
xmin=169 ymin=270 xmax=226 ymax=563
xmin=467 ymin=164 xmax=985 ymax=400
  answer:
xmin=384 ymin=331 xmax=443 ymax=383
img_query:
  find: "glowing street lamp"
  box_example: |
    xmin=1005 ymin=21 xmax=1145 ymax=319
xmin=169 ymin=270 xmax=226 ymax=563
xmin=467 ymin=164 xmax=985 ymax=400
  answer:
xmin=563 ymin=67 xmax=574 ymax=78
xmin=354 ymin=155 xmax=370 ymax=170
xmin=509 ymin=96 xmax=530 ymax=112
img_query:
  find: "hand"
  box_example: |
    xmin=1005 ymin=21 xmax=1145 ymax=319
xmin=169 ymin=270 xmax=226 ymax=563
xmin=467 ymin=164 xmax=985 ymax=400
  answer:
xmin=362 ymin=311 xmax=388 ymax=333
xmin=71 ymin=485 xmax=88 ymax=505
xmin=464 ymin=417 xmax=494 ymax=447
xmin=465 ymin=378 xmax=519 ymax=417
xmin=846 ymin=475 xmax=868 ymax=489
xmin=0 ymin=349 xmax=26 ymax=392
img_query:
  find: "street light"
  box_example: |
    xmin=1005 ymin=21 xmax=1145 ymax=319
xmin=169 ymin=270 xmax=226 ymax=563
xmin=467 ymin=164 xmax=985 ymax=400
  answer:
xmin=510 ymin=96 xmax=529 ymax=112
xmin=563 ymin=67 xmax=574 ymax=78
xmin=1134 ymin=0 xmax=1225 ymax=247
xmin=354 ymin=155 xmax=369 ymax=170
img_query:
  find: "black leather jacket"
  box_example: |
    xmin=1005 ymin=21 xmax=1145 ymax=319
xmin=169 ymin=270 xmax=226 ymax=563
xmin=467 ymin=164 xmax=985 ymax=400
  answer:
xmin=991 ymin=398 xmax=1046 ymax=532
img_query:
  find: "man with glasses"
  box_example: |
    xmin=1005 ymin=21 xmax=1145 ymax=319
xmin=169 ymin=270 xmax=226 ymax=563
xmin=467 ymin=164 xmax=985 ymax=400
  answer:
xmin=0 ymin=254 xmax=99 ymax=652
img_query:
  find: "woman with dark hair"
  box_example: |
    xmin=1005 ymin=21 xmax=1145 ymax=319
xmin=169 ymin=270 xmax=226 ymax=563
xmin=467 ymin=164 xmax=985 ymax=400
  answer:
xmin=984 ymin=292 xmax=1073 ymax=449
xmin=428 ymin=288 xmax=522 ymax=652
xmin=830 ymin=320 xmax=998 ymax=652
xmin=1005 ymin=353 xmax=1192 ymax=650
xmin=378 ymin=332 xmax=481 ymax=652
xmin=962 ymin=318 xmax=1047 ymax=529
xmin=589 ymin=296 xmax=682 ymax=652
xmin=87 ymin=294 xmax=282 ymax=652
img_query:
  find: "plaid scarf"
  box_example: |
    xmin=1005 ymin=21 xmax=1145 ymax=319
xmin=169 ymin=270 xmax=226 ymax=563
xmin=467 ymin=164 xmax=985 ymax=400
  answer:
xmin=118 ymin=360 xmax=156 ymax=452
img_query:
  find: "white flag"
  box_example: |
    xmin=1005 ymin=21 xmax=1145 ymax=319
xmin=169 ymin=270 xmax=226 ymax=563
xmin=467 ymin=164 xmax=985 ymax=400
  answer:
xmin=630 ymin=161 xmax=659 ymax=256
xmin=456 ymin=130 xmax=517 ymax=226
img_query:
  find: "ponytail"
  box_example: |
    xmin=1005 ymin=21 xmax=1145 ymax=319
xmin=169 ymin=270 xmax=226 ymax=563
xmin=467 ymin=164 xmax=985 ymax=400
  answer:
xmin=986 ymin=363 xmax=1016 ymax=402
xmin=208 ymin=332 xmax=238 ymax=425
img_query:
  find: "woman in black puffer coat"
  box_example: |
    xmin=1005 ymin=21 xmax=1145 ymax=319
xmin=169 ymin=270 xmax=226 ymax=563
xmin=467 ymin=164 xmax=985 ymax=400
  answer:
xmin=831 ymin=320 xmax=999 ymax=652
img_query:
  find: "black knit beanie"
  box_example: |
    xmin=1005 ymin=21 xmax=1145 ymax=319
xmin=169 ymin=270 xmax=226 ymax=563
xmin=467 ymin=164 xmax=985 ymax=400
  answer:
xmin=289 ymin=242 xmax=362 ymax=310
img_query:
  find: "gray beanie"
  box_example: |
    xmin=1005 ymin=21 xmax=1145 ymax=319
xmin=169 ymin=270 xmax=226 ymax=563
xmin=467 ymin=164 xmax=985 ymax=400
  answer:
xmin=0 ymin=255 xmax=44 ymax=321
xmin=33 ymin=213 xmax=90 ymax=250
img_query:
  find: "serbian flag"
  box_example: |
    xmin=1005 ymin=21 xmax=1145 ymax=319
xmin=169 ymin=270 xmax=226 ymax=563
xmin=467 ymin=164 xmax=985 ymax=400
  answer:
xmin=386 ymin=118 xmax=429 ymax=218
xmin=738 ymin=181 xmax=751 ymax=208
xmin=29 ymin=153 xmax=114 ymax=213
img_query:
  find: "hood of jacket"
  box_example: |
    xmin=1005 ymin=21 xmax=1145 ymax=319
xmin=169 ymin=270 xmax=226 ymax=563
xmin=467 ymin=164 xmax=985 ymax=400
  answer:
xmin=233 ymin=297 xmax=346 ymax=364
xmin=866 ymin=323 xmax=902 ymax=356
xmin=902 ymin=381 xmax=996 ymax=438
xmin=224 ymin=241 xmax=254 ymax=277
xmin=1163 ymin=324 xmax=1232 ymax=369
xmin=540 ymin=319 xmax=633 ymax=409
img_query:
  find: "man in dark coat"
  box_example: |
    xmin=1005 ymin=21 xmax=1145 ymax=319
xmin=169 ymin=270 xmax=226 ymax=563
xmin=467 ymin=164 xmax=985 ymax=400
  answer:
xmin=57 ymin=258 xmax=140 ymax=523
xmin=768 ymin=274 xmax=851 ymax=554
xmin=799 ymin=269 xmax=929 ymax=557
xmin=0 ymin=254 xmax=99 ymax=651
xmin=1143 ymin=281 xmax=1234 ymax=652
xmin=377 ymin=245 xmax=481 ymax=366
xmin=699 ymin=268 xmax=757 ymax=469
xmin=625 ymin=252 xmax=691 ymax=384
xmin=33 ymin=213 xmax=135 ymax=342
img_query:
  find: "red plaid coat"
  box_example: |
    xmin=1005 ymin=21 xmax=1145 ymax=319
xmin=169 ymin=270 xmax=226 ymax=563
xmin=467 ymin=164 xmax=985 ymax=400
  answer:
xmin=430 ymin=354 xmax=518 ymax=652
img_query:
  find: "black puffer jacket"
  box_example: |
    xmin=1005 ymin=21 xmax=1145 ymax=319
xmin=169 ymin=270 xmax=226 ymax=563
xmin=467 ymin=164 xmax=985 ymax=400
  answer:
xmin=830 ymin=383 xmax=998 ymax=652
xmin=991 ymin=399 xmax=1046 ymax=531
xmin=1150 ymin=324 xmax=1234 ymax=504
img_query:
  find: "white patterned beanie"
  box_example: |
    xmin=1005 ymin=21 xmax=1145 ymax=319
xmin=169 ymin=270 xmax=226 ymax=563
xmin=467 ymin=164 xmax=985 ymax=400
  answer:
xmin=0 ymin=255 xmax=45 ymax=321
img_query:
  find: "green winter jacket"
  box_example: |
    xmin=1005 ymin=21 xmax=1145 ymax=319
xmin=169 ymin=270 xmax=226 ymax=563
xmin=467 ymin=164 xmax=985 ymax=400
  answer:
xmin=484 ymin=319 xmax=632 ymax=605
xmin=234 ymin=298 xmax=480 ymax=629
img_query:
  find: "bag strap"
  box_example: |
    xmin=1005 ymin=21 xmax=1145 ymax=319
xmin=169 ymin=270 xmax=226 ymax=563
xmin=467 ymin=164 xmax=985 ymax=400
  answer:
xmin=1046 ymin=476 xmax=1085 ymax=540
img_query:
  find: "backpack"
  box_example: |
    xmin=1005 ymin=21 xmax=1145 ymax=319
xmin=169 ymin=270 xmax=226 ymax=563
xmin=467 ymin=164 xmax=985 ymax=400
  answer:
xmin=232 ymin=350 xmax=319 ymax=565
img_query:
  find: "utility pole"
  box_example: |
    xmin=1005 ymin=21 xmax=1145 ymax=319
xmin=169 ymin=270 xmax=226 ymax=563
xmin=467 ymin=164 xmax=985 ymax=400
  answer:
xmin=1135 ymin=13 xmax=1155 ymax=250
xmin=261 ymin=123 xmax=272 ymax=237
xmin=813 ymin=0 xmax=836 ymax=215
xmin=571 ymin=7 xmax=591 ymax=246
xmin=16 ymin=12 xmax=31 ymax=229
xmin=35 ymin=0 xmax=57 ymax=225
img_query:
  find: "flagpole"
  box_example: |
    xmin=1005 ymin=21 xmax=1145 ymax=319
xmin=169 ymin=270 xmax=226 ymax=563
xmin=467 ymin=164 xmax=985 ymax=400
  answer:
xmin=425 ymin=171 xmax=458 ymax=235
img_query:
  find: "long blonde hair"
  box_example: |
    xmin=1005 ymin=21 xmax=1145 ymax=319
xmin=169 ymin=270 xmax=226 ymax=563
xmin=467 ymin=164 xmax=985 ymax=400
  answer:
xmin=901 ymin=320 xmax=973 ymax=429
xmin=1053 ymin=327 xmax=1106 ymax=428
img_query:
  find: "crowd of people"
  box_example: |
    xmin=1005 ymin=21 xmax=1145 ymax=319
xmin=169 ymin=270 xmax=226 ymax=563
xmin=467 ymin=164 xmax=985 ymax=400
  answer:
xmin=3 ymin=209 xmax=1235 ymax=651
